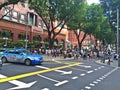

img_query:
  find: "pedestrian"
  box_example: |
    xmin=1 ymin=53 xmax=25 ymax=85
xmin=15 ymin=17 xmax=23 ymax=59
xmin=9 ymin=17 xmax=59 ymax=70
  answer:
xmin=107 ymin=56 xmax=111 ymax=65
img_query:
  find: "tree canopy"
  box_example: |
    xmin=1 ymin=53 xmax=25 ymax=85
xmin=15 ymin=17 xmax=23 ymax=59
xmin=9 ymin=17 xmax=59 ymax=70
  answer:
xmin=28 ymin=0 xmax=83 ymax=48
xmin=0 ymin=0 xmax=25 ymax=20
xmin=0 ymin=0 xmax=25 ymax=10
xmin=66 ymin=2 xmax=106 ymax=49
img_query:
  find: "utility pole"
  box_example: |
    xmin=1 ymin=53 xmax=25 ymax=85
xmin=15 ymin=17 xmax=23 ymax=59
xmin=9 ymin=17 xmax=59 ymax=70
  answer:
xmin=117 ymin=8 xmax=119 ymax=54
xmin=25 ymin=12 xmax=28 ymax=50
xmin=117 ymin=8 xmax=120 ymax=66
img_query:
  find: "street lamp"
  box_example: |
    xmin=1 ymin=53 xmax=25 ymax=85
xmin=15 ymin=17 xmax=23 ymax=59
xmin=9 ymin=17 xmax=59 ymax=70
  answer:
xmin=3 ymin=37 xmax=8 ymax=47
xmin=25 ymin=12 xmax=28 ymax=49
xmin=116 ymin=8 xmax=120 ymax=66
xmin=112 ymin=8 xmax=120 ymax=66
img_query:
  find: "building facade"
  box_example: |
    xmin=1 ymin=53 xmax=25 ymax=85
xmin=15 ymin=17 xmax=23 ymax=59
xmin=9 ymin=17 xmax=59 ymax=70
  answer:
xmin=0 ymin=1 xmax=95 ymax=49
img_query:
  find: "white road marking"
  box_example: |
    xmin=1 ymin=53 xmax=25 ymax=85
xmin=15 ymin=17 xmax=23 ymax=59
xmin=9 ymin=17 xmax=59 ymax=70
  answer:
xmin=98 ymin=67 xmax=102 ymax=69
xmin=87 ymin=70 xmax=93 ymax=74
xmin=85 ymin=86 xmax=91 ymax=89
xmin=102 ymin=76 xmax=106 ymax=78
xmin=54 ymin=80 xmax=68 ymax=86
xmin=37 ymin=74 xmax=59 ymax=82
xmin=93 ymin=81 xmax=98 ymax=84
xmin=70 ymin=67 xmax=88 ymax=72
xmin=89 ymin=83 xmax=95 ymax=86
xmin=80 ymin=73 xmax=86 ymax=76
xmin=3 ymin=63 xmax=11 ymax=65
xmin=0 ymin=74 xmax=37 ymax=90
xmin=101 ymin=66 xmax=104 ymax=68
xmin=78 ymin=65 xmax=92 ymax=68
xmin=94 ymin=69 xmax=98 ymax=71
xmin=84 ymin=67 xmax=118 ymax=90
xmin=72 ymin=76 xmax=78 ymax=79
xmin=99 ymin=77 xmax=104 ymax=80
xmin=103 ymin=67 xmax=118 ymax=77
xmin=96 ymin=79 xmax=101 ymax=82
xmin=36 ymin=66 xmax=72 ymax=75
xmin=41 ymin=88 xmax=49 ymax=90
xmin=37 ymin=74 xmax=68 ymax=86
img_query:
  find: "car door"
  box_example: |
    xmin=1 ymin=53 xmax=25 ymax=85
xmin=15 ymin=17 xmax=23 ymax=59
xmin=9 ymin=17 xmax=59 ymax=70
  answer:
xmin=6 ymin=50 xmax=16 ymax=62
xmin=14 ymin=51 xmax=24 ymax=63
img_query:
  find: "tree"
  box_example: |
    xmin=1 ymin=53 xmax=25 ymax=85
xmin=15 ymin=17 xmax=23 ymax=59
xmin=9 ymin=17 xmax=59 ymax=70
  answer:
xmin=28 ymin=0 xmax=82 ymax=48
xmin=94 ymin=16 xmax=116 ymax=45
xmin=100 ymin=0 xmax=120 ymax=28
xmin=66 ymin=2 xmax=104 ymax=50
xmin=0 ymin=0 xmax=25 ymax=19
xmin=99 ymin=0 xmax=119 ymax=47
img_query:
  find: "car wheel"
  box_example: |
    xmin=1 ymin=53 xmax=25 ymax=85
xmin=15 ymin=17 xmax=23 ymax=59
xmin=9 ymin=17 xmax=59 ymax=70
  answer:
xmin=1 ymin=57 xmax=7 ymax=63
xmin=25 ymin=59 xmax=31 ymax=66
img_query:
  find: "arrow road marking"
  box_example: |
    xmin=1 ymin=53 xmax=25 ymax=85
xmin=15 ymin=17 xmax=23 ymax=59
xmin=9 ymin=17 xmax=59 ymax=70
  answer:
xmin=36 ymin=65 xmax=72 ymax=75
xmin=0 ymin=62 xmax=81 ymax=83
xmin=0 ymin=74 xmax=37 ymax=90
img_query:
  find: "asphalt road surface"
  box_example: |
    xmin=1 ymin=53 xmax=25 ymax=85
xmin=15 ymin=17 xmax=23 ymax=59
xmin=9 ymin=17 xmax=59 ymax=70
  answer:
xmin=0 ymin=59 xmax=120 ymax=90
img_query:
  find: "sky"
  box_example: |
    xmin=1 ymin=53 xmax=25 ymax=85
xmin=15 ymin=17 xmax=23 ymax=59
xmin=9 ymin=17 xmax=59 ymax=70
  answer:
xmin=87 ymin=0 xmax=100 ymax=5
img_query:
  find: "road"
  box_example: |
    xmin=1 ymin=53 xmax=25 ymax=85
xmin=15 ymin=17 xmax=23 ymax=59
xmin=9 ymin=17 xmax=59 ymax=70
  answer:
xmin=0 ymin=58 xmax=120 ymax=90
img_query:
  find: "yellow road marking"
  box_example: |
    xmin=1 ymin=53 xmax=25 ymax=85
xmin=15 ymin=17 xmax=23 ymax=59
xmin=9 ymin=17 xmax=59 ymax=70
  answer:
xmin=0 ymin=62 xmax=82 ymax=83
xmin=53 ymin=60 xmax=79 ymax=65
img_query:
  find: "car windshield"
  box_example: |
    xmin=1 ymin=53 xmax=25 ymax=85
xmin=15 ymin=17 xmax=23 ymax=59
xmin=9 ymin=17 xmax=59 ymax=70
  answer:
xmin=22 ymin=50 xmax=31 ymax=55
xmin=0 ymin=48 xmax=6 ymax=52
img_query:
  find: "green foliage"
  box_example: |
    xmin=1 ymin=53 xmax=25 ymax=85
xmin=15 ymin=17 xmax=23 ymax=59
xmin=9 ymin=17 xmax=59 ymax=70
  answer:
xmin=28 ymin=0 xmax=80 ymax=22
xmin=84 ymin=4 xmax=104 ymax=34
xmin=94 ymin=15 xmax=116 ymax=44
xmin=67 ymin=3 xmax=104 ymax=34
xmin=7 ymin=41 xmax=24 ymax=48
xmin=66 ymin=2 xmax=105 ymax=49
xmin=28 ymin=0 xmax=83 ymax=48
xmin=0 ymin=0 xmax=25 ymax=10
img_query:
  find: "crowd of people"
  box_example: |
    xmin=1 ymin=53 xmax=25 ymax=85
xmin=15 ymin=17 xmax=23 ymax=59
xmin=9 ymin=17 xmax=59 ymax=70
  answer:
xmin=30 ymin=47 xmax=119 ymax=65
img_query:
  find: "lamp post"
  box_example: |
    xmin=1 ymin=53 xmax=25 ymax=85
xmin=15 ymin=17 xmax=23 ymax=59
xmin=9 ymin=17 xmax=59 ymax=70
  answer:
xmin=116 ymin=8 xmax=120 ymax=66
xmin=3 ymin=37 xmax=8 ymax=47
xmin=25 ymin=13 xmax=28 ymax=49
xmin=117 ymin=8 xmax=119 ymax=54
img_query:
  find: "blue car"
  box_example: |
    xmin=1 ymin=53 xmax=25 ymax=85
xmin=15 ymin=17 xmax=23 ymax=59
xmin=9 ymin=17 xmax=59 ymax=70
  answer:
xmin=1 ymin=48 xmax=43 ymax=65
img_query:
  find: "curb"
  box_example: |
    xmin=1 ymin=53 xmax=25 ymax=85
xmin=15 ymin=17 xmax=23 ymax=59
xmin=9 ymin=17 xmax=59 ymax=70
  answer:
xmin=95 ymin=60 xmax=119 ymax=68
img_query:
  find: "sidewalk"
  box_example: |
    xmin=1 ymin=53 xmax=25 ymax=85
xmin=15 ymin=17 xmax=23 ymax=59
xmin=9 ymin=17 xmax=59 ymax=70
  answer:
xmin=42 ymin=55 xmax=74 ymax=61
xmin=42 ymin=55 xmax=119 ymax=67
xmin=97 ymin=59 xmax=119 ymax=67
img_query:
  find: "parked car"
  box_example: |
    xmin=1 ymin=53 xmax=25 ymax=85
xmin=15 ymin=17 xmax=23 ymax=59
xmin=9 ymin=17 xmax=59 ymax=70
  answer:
xmin=0 ymin=48 xmax=6 ymax=58
xmin=1 ymin=48 xmax=43 ymax=65
xmin=0 ymin=59 xmax=2 ymax=70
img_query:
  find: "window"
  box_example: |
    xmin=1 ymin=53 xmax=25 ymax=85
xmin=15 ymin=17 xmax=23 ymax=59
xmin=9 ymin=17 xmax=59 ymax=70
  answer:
xmin=3 ymin=8 xmax=10 ymax=20
xmin=12 ymin=18 xmax=18 ymax=22
xmin=3 ymin=16 xmax=10 ymax=20
xmin=13 ymin=11 xmax=18 ymax=17
xmin=12 ymin=11 xmax=18 ymax=22
xmin=28 ymin=13 xmax=34 ymax=25
xmin=4 ymin=8 xmax=10 ymax=16
xmin=19 ymin=14 xmax=25 ymax=24
xmin=20 ymin=14 xmax=25 ymax=20
xmin=18 ymin=33 xmax=26 ymax=40
xmin=19 ymin=20 xmax=25 ymax=24
xmin=38 ymin=20 xmax=43 ymax=28
xmin=43 ymin=24 xmax=47 ymax=30
xmin=28 ymin=13 xmax=37 ymax=26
